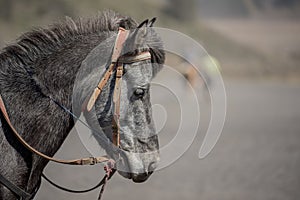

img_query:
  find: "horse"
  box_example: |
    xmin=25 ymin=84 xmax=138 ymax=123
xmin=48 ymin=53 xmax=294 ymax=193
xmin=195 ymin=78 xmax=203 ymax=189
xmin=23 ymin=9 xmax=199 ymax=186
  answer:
xmin=0 ymin=10 xmax=165 ymax=199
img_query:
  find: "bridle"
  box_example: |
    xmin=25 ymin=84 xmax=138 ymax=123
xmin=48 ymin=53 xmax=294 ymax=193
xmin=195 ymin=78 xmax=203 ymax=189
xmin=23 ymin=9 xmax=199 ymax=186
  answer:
xmin=0 ymin=27 xmax=152 ymax=199
xmin=86 ymin=27 xmax=151 ymax=147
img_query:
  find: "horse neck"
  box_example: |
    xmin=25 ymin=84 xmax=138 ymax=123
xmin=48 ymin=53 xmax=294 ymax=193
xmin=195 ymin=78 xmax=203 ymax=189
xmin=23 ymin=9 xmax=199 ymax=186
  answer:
xmin=1 ymin=33 xmax=110 ymax=157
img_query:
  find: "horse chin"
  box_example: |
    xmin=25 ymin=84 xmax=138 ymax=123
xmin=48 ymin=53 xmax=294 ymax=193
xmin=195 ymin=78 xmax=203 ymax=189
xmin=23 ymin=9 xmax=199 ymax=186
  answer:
xmin=115 ymin=153 xmax=152 ymax=183
xmin=117 ymin=170 xmax=152 ymax=183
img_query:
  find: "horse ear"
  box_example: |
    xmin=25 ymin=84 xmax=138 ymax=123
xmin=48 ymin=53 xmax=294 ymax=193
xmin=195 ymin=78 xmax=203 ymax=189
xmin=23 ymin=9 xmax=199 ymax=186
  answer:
xmin=137 ymin=19 xmax=149 ymax=28
xmin=124 ymin=19 xmax=150 ymax=52
xmin=134 ymin=19 xmax=149 ymax=44
xmin=148 ymin=17 xmax=157 ymax=27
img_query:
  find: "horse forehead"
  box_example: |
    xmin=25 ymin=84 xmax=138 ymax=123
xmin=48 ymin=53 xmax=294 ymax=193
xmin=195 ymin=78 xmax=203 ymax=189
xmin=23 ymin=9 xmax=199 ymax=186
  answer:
xmin=125 ymin=62 xmax=152 ymax=85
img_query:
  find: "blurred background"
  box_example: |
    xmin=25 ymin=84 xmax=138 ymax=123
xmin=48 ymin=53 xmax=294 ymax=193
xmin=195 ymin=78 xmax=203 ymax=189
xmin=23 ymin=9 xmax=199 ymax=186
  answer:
xmin=1 ymin=0 xmax=300 ymax=78
xmin=0 ymin=0 xmax=299 ymax=200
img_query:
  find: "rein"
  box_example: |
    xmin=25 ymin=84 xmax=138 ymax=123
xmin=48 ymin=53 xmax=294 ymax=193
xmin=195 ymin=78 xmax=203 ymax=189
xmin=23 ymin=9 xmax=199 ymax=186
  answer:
xmin=0 ymin=27 xmax=151 ymax=199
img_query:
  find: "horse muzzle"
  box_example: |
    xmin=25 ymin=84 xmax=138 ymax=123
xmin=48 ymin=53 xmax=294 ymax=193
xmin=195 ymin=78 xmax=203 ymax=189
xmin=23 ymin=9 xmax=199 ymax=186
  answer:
xmin=114 ymin=150 xmax=160 ymax=183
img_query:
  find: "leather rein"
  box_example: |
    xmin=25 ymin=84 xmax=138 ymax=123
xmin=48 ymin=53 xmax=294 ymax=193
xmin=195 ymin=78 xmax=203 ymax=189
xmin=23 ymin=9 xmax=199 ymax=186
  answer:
xmin=0 ymin=27 xmax=151 ymax=199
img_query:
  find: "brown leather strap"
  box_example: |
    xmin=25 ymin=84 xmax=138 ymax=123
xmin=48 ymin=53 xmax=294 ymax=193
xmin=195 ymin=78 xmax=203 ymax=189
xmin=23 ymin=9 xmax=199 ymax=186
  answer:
xmin=0 ymin=95 xmax=109 ymax=165
xmin=86 ymin=28 xmax=130 ymax=112
xmin=112 ymin=64 xmax=123 ymax=147
xmin=86 ymin=63 xmax=115 ymax=112
xmin=118 ymin=52 xmax=151 ymax=64
xmin=111 ymin=27 xmax=129 ymax=62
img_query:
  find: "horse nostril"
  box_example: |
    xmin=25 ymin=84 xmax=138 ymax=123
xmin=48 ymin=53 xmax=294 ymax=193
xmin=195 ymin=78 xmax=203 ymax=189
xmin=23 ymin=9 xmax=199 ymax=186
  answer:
xmin=137 ymin=137 xmax=148 ymax=145
xmin=148 ymin=161 xmax=157 ymax=173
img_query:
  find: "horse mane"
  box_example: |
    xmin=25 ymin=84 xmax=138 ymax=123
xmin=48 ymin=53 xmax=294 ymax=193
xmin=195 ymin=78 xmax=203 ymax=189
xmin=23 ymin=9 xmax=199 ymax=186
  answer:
xmin=0 ymin=10 xmax=137 ymax=69
xmin=0 ymin=10 xmax=164 ymax=99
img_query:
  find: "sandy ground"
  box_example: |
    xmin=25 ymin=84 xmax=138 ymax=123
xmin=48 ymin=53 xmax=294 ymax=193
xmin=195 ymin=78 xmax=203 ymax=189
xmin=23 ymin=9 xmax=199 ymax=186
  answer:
xmin=34 ymin=76 xmax=300 ymax=200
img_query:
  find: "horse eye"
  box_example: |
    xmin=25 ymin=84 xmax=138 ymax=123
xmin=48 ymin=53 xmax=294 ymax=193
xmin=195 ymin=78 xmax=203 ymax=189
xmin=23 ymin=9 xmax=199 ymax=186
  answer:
xmin=134 ymin=88 xmax=145 ymax=97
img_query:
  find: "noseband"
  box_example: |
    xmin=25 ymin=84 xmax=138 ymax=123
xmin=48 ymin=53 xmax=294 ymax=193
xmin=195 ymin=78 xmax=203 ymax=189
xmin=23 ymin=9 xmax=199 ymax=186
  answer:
xmin=0 ymin=27 xmax=151 ymax=199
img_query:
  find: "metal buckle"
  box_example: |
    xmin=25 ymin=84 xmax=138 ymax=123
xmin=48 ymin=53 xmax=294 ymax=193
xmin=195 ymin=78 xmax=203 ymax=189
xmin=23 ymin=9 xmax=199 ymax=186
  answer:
xmin=89 ymin=157 xmax=97 ymax=165
xmin=116 ymin=65 xmax=123 ymax=78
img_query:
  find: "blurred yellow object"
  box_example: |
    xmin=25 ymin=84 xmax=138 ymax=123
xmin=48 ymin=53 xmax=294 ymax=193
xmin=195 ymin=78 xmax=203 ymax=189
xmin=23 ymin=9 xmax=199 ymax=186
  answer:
xmin=203 ymin=55 xmax=221 ymax=75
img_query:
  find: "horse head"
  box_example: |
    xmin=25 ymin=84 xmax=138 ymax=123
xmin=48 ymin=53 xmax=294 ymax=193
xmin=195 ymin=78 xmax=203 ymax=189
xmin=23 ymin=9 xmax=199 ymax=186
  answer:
xmin=78 ymin=18 xmax=165 ymax=183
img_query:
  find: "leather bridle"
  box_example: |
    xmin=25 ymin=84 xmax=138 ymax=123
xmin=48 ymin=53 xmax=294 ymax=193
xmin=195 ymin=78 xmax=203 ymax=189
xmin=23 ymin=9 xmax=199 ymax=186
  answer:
xmin=86 ymin=27 xmax=151 ymax=147
xmin=0 ymin=27 xmax=152 ymax=199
